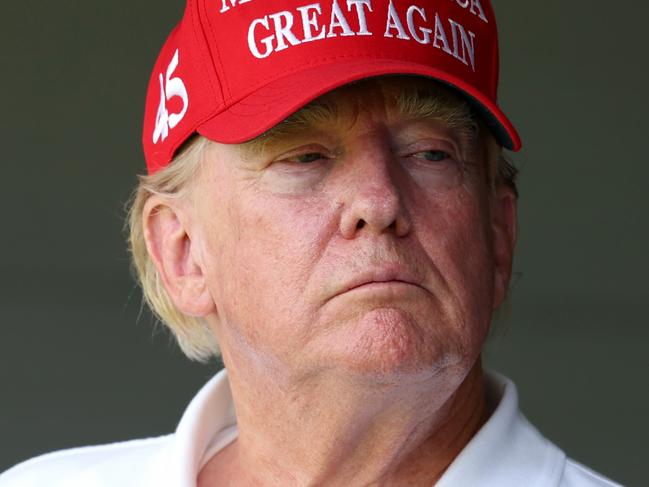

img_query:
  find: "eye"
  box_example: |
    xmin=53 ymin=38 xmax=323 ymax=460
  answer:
xmin=295 ymin=152 xmax=326 ymax=164
xmin=414 ymin=150 xmax=451 ymax=162
xmin=276 ymin=146 xmax=333 ymax=166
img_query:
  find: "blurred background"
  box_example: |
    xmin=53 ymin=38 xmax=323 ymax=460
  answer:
xmin=1 ymin=1 xmax=647 ymax=485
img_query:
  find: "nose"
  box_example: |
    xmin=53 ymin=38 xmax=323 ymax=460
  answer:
xmin=338 ymin=148 xmax=411 ymax=239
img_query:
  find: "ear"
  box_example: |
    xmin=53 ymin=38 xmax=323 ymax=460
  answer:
xmin=142 ymin=196 xmax=216 ymax=317
xmin=490 ymin=185 xmax=518 ymax=309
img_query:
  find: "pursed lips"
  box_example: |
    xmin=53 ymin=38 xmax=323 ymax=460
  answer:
xmin=332 ymin=266 xmax=426 ymax=300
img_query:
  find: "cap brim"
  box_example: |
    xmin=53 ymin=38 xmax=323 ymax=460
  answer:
xmin=197 ymin=59 xmax=521 ymax=151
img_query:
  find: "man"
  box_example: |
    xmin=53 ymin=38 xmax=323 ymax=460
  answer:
xmin=0 ymin=0 xmax=622 ymax=486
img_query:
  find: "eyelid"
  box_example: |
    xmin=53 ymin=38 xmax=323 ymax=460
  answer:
xmin=275 ymin=144 xmax=334 ymax=163
xmin=400 ymin=138 xmax=460 ymax=159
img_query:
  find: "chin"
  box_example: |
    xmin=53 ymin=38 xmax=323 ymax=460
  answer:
xmin=324 ymin=307 xmax=471 ymax=382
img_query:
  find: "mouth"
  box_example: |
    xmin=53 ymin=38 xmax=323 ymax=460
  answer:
xmin=346 ymin=279 xmax=417 ymax=293
xmin=333 ymin=266 xmax=425 ymax=300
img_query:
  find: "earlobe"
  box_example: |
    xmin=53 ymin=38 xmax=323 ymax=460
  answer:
xmin=143 ymin=196 xmax=216 ymax=317
xmin=490 ymin=186 xmax=518 ymax=309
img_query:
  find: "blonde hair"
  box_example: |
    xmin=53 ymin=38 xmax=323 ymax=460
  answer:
xmin=127 ymin=136 xmax=219 ymax=362
xmin=127 ymin=80 xmax=518 ymax=362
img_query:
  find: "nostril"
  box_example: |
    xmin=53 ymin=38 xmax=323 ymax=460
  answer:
xmin=356 ymin=219 xmax=366 ymax=230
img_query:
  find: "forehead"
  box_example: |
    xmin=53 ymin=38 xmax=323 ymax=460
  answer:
xmin=242 ymin=76 xmax=479 ymax=154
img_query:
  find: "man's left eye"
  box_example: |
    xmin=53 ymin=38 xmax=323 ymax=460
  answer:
xmin=415 ymin=150 xmax=450 ymax=162
xmin=296 ymin=152 xmax=325 ymax=164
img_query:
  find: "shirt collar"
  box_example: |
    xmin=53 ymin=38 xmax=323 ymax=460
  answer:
xmin=172 ymin=369 xmax=236 ymax=486
xmin=437 ymin=370 xmax=566 ymax=486
xmin=170 ymin=368 xmax=566 ymax=486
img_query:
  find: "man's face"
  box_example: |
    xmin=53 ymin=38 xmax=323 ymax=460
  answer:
xmin=186 ymin=78 xmax=513 ymax=381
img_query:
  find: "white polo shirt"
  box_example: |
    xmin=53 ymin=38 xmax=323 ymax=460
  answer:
xmin=0 ymin=370 xmax=622 ymax=486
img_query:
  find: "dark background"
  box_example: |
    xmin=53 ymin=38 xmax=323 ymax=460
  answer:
xmin=1 ymin=1 xmax=647 ymax=485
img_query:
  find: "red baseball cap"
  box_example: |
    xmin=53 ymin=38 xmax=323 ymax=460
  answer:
xmin=143 ymin=0 xmax=521 ymax=174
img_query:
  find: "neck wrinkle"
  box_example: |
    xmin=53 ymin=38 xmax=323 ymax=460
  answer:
xmin=204 ymin=358 xmax=488 ymax=487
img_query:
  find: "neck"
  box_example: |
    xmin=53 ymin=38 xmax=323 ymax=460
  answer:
xmin=199 ymin=356 xmax=490 ymax=487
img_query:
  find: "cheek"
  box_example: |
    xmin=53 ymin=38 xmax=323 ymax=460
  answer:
xmin=202 ymin=188 xmax=336 ymax=345
xmin=413 ymin=186 xmax=495 ymax=336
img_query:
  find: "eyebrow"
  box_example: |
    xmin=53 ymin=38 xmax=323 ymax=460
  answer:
xmin=239 ymin=99 xmax=341 ymax=158
xmin=239 ymin=83 xmax=479 ymax=158
xmin=392 ymin=86 xmax=479 ymax=140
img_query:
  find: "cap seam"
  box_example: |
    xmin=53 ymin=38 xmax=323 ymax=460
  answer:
xmin=191 ymin=0 xmax=226 ymax=104
xmin=201 ymin=0 xmax=231 ymax=101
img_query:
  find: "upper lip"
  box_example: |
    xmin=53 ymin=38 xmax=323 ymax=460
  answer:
xmin=333 ymin=265 xmax=425 ymax=299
